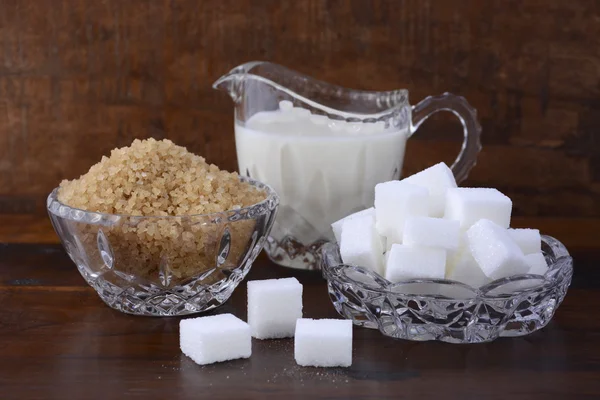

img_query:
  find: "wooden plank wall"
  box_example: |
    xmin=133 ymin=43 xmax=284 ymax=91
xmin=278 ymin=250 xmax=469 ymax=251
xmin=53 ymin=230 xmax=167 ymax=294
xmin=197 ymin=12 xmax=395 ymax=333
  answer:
xmin=0 ymin=0 xmax=598 ymax=219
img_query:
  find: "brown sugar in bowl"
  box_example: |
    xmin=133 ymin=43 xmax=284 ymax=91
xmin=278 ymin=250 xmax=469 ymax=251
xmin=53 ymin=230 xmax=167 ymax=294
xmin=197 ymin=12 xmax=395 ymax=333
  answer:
xmin=48 ymin=138 xmax=279 ymax=316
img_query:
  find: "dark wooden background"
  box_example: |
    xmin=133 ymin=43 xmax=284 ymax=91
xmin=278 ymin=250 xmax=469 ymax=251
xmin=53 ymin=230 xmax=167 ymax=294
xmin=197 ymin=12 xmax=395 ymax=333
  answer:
xmin=1 ymin=0 xmax=599 ymax=223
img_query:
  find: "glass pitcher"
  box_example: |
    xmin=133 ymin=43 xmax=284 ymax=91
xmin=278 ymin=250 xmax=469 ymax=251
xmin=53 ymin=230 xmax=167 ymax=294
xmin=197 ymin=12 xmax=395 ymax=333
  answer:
xmin=214 ymin=61 xmax=481 ymax=270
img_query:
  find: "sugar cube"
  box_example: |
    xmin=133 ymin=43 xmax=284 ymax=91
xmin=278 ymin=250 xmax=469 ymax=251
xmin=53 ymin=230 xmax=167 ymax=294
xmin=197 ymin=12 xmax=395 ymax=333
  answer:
xmin=384 ymin=249 xmax=391 ymax=264
xmin=294 ymin=318 xmax=352 ymax=367
xmin=525 ymin=253 xmax=549 ymax=275
xmin=382 ymin=235 xmax=390 ymax=252
xmin=403 ymin=216 xmax=460 ymax=250
xmin=385 ymin=237 xmax=395 ymax=252
xmin=180 ymin=313 xmax=251 ymax=365
xmin=508 ymin=228 xmax=541 ymax=255
xmin=331 ymin=207 xmax=375 ymax=244
xmin=444 ymin=188 xmax=512 ymax=230
xmin=340 ymin=214 xmax=384 ymax=275
xmin=446 ymin=242 xmax=490 ymax=288
xmin=401 ymin=162 xmax=457 ymax=217
xmin=385 ymin=244 xmax=446 ymax=282
xmin=466 ymin=219 xmax=529 ymax=280
xmin=375 ymin=181 xmax=429 ymax=243
xmin=247 ymin=277 xmax=303 ymax=339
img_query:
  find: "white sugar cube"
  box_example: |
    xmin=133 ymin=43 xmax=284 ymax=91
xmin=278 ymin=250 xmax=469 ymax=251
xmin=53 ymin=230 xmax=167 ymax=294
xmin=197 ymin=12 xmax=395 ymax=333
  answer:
xmin=385 ymin=237 xmax=395 ymax=252
xmin=294 ymin=318 xmax=352 ymax=367
xmin=508 ymin=228 xmax=541 ymax=255
xmin=525 ymin=253 xmax=549 ymax=275
xmin=382 ymin=235 xmax=390 ymax=252
xmin=180 ymin=314 xmax=251 ymax=365
xmin=446 ymin=241 xmax=490 ymax=288
xmin=375 ymin=181 xmax=429 ymax=243
xmin=385 ymin=244 xmax=446 ymax=282
xmin=331 ymin=207 xmax=375 ymax=244
xmin=403 ymin=216 xmax=460 ymax=250
xmin=444 ymin=188 xmax=512 ymax=230
xmin=340 ymin=214 xmax=384 ymax=275
xmin=247 ymin=277 xmax=303 ymax=339
xmin=401 ymin=162 xmax=457 ymax=217
xmin=466 ymin=219 xmax=529 ymax=280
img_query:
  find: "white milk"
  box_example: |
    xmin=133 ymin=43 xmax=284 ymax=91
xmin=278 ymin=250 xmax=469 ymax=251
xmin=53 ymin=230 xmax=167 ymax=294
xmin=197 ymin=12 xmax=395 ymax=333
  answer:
xmin=235 ymin=105 xmax=408 ymax=244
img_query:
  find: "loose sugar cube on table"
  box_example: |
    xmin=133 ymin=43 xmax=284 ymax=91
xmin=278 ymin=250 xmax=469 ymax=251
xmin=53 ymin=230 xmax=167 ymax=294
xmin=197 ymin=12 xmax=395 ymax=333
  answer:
xmin=444 ymin=188 xmax=512 ymax=230
xmin=525 ymin=253 xmax=549 ymax=275
xmin=180 ymin=313 xmax=251 ymax=365
xmin=331 ymin=207 xmax=375 ymax=244
xmin=247 ymin=277 xmax=303 ymax=339
xmin=403 ymin=216 xmax=460 ymax=250
xmin=340 ymin=214 xmax=384 ymax=275
xmin=401 ymin=162 xmax=457 ymax=217
xmin=294 ymin=318 xmax=353 ymax=367
xmin=375 ymin=181 xmax=429 ymax=243
xmin=385 ymin=244 xmax=446 ymax=282
xmin=446 ymin=242 xmax=490 ymax=288
xmin=508 ymin=228 xmax=541 ymax=255
xmin=466 ymin=219 xmax=529 ymax=280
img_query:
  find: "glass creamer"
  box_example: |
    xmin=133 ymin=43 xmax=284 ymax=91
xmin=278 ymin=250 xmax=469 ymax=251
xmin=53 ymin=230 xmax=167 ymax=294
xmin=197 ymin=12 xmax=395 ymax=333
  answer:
xmin=215 ymin=62 xmax=481 ymax=270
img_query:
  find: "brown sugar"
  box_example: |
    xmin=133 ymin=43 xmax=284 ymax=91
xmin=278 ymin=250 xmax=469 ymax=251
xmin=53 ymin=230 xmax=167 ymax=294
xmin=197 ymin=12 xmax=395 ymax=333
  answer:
xmin=58 ymin=138 xmax=265 ymax=216
xmin=57 ymin=138 xmax=267 ymax=283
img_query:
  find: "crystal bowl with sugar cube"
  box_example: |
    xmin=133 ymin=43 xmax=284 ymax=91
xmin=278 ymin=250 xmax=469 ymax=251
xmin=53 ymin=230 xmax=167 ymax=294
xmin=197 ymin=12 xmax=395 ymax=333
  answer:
xmin=321 ymin=235 xmax=573 ymax=343
xmin=47 ymin=177 xmax=279 ymax=317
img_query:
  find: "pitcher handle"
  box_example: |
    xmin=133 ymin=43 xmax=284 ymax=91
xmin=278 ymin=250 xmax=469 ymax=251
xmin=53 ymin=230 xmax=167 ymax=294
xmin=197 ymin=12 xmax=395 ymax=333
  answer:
xmin=410 ymin=93 xmax=482 ymax=183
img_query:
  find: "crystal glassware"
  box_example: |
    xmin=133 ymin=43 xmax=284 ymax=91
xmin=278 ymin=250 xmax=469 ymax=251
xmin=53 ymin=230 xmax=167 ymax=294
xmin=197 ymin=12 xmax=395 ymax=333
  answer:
xmin=47 ymin=177 xmax=279 ymax=317
xmin=321 ymin=235 xmax=573 ymax=343
xmin=214 ymin=61 xmax=481 ymax=270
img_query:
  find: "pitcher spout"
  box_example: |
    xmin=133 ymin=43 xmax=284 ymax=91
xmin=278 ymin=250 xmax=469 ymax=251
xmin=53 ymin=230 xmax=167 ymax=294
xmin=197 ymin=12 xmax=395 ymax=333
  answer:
xmin=212 ymin=71 xmax=242 ymax=103
xmin=213 ymin=61 xmax=264 ymax=103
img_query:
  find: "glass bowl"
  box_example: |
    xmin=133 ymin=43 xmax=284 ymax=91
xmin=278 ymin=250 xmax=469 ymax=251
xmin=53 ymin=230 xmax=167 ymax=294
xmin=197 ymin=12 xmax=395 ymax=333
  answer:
xmin=47 ymin=177 xmax=279 ymax=316
xmin=321 ymin=235 xmax=573 ymax=343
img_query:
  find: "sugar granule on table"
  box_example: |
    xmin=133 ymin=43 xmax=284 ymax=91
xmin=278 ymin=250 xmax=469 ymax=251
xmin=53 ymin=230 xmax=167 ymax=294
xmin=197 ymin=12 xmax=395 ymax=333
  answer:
xmin=56 ymin=138 xmax=267 ymax=282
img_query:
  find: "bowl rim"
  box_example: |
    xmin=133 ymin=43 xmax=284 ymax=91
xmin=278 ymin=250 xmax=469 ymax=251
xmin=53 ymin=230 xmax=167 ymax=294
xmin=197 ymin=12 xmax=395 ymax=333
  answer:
xmin=321 ymin=234 xmax=573 ymax=300
xmin=47 ymin=176 xmax=279 ymax=221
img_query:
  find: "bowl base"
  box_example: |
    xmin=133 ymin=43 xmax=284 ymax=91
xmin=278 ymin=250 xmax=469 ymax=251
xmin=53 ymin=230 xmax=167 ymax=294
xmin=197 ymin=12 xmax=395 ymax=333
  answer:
xmin=265 ymin=235 xmax=328 ymax=270
xmin=79 ymin=266 xmax=241 ymax=317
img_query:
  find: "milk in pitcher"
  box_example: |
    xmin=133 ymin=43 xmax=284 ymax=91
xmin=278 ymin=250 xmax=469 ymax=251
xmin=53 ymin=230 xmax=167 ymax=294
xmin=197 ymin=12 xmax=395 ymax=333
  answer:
xmin=235 ymin=101 xmax=408 ymax=248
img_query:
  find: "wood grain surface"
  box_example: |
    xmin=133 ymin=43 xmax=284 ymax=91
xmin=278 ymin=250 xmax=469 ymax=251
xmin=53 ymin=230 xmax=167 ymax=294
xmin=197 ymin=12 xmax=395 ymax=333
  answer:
xmin=0 ymin=0 xmax=599 ymax=219
xmin=0 ymin=243 xmax=598 ymax=400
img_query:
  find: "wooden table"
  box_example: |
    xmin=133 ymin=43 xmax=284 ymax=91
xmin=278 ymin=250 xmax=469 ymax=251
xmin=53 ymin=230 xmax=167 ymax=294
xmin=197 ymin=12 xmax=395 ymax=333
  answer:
xmin=1 ymin=219 xmax=599 ymax=399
